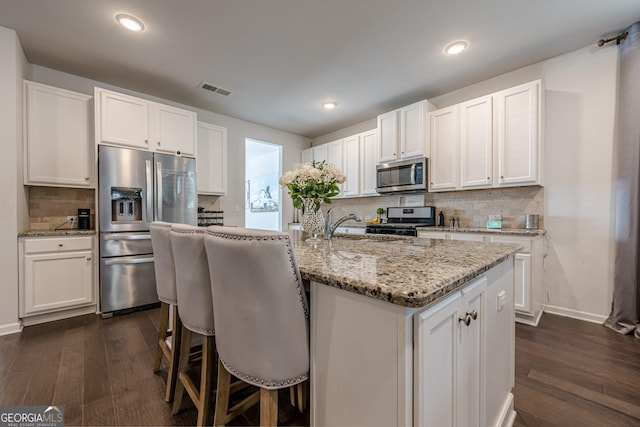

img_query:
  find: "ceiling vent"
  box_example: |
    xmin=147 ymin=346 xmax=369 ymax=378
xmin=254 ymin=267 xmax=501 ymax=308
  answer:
xmin=200 ymin=82 xmax=231 ymax=96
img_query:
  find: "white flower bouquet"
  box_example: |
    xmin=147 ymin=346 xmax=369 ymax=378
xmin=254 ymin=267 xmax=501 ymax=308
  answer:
xmin=279 ymin=161 xmax=347 ymax=212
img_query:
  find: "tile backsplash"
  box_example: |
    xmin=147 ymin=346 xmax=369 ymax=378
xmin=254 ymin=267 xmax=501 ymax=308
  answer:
xmin=322 ymin=186 xmax=544 ymax=229
xmin=29 ymin=186 xmax=96 ymax=230
xmin=28 ymin=188 xmax=224 ymax=231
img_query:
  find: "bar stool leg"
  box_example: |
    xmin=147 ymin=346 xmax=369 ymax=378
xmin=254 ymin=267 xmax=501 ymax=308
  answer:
xmin=165 ymin=305 xmax=182 ymax=402
xmin=213 ymin=359 xmax=231 ymax=427
xmin=197 ymin=336 xmax=216 ymax=426
xmin=153 ymin=302 xmax=170 ymax=373
xmin=260 ymin=388 xmax=278 ymax=427
xmin=172 ymin=325 xmax=192 ymax=415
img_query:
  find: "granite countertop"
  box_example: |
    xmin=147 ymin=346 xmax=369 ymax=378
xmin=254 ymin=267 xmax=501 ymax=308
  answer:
xmin=420 ymin=226 xmax=546 ymax=236
xmin=18 ymin=230 xmax=97 ymax=237
xmin=289 ymin=231 xmax=521 ymax=308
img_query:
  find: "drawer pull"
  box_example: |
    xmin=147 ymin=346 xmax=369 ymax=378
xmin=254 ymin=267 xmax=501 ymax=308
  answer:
xmin=58 ymin=244 xmax=64 ymax=247
xmin=86 ymin=257 xmax=91 ymax=261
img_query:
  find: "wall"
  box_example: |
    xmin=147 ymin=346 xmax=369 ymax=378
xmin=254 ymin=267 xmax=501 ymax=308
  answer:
xmin=320 ymin=44 xmax=619 ymax=322
xmin=0 ymin=27 xmax=27 ymax=335
xmin=28 ymin=187 xmax=95 ymax=230
xmin=28 ymin=64 xmax=311 ymax=229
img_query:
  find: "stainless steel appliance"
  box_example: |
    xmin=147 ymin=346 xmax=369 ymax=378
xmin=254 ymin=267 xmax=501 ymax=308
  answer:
xmin=98 ymin=146 xmax=196 ymax=314
xmin=366 ymin=206 xmax=436 ymax=236
xmin=376 ymin=157 xmax=428 ymax=194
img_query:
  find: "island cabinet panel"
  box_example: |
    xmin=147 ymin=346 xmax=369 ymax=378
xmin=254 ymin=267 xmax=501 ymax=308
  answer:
xmin=311 ymin=283 xmax=415 ymax=427
xmin=415 ymin=276 xmax=486 ymax=427
xmin=310 ymin=259 xmax=515 ymax=427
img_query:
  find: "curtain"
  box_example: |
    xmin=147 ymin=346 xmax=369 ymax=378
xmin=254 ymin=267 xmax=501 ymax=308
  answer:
xmin=605 ymin=21 xmax=640 ymax=338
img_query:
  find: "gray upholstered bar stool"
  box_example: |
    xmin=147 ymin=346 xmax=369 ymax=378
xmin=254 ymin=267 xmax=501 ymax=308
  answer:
xmin=204 ymin=227 xmax=310 ymax=427
xmin=150 ymin=221 xmax=182 ymax=403
xmin=170 ymin=224 xmax=217 ymax=427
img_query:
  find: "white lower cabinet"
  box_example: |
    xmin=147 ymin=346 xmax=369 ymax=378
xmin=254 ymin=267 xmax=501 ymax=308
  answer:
xmin=311 ymin=260 xmax=515 ymax=427
xmin=418 ymin=230 xmax=543 ymax=326
xmin=415 ymin=277 xmax=485 ymax=427
xmin=19 ymin=236 xmax=96 ymax=325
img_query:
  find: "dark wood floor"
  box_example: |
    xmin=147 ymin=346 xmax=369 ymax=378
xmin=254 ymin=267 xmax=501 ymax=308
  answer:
xmin=0 ymin=308 xmax=638 ymax=426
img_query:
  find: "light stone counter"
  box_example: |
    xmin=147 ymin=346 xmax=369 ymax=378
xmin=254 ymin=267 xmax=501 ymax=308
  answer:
xmin=18 ymin=230 xmax=97 ymax=238
xmin=424 ymin=226 xmax=546 ymax=236
xmin=289 ymin=230 xmax=521 ymax=308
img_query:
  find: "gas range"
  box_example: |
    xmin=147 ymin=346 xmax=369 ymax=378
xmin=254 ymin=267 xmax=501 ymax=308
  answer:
xmin=365 ymin=206 xmax=436 ymax=237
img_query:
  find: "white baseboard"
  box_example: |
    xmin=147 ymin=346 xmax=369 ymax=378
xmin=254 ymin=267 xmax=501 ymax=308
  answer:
xmin=21 ymin=305 xmax=97 ymax=327
xmin=543 ymin=304 xmax=608 ymax=324
xmin=0 ymin=322 xmax=22 ymax=336
xmin=515 ymin=309 xmax=543 ymax=327
xmin=496 ymin=392 xmax=516 ymax=427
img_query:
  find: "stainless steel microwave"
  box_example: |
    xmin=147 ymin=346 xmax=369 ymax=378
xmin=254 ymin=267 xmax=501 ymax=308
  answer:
xmin=376 ymin=157 xmax=428 ymax=194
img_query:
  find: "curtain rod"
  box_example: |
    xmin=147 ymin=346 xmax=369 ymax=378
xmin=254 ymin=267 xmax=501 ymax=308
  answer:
xmin=598 ymin=31 xmax=628 ymax=47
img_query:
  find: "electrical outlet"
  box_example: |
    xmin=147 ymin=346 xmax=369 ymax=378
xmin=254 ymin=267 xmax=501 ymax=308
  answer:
xmin=66 ymin=216 xmax=77 ymax=223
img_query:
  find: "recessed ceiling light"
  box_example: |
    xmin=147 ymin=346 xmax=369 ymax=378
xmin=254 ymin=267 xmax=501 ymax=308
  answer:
xmin=322 ymin=102 xmax=337 ymax=110
xmin=116 ymin=14 xmax=145 ymax=32
xmin=444 ymin=40 xmax=468 ymax=55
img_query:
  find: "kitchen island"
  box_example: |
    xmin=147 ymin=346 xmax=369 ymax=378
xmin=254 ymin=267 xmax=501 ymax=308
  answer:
xmin=290 ymin=231 xmax=520 ymax=427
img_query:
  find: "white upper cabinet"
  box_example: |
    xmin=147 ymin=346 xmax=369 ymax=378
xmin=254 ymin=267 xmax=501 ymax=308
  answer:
xmin=327 ymin=139 xmax=344 ymax=197
xmin=400 ymin=100 xmax=428 ymax=158
xmin=196 ymin=122 xmax=227 ymax=195
xmin=154 ymin=103 xmax=197 ymax=156
xmin=460 ymin=96 xmax=493 ymax=189
xmin=95 ymin=87 xmax=196 ymax=157
xmin=377 ymin=110 xmax=399 ymax=163
xmin=313 ymin=144 xmax=328 ymax=164
xmin=429 ymin=80 xmax=542 ymax=192
xmin=301 ymin=147 xmax=314 ymax=163
xmin=343 ymin=135 xmax=361 ymax=197
xmin=24 ymin=81 xmax=94 ymax=188
xmin=429 ymin=106 xmax=459 ymax=191
xmin=496 ymin=81 xmax=541 ymax=186
xmin=377 ymin=100 xmax=434 ymax=163
xmin=97 ymin=89 xmax=150 ymax=149
xmin=360 ymin=129 xmax=378 ymax=196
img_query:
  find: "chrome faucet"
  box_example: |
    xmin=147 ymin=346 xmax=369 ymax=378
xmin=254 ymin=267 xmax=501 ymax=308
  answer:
xmin=324 ymin=207 xmax=362 ymax=240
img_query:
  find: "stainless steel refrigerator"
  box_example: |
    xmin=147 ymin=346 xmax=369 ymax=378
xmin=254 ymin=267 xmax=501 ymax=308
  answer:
xmin=98 ymin=145 xmax=196 ymax=314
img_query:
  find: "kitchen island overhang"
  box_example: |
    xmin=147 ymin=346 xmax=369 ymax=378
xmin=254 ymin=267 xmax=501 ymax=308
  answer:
xmin=290 ymin=231 xmax=520 ymax=427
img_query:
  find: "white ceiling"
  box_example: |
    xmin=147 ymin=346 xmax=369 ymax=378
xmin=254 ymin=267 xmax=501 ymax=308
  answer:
xmin=1 ymin=0 xmax=639 ymax=138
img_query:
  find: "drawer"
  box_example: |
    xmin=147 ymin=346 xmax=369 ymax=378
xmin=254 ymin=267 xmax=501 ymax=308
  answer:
xmin=24 ymin=236 xmax=94 ymax=254
xmin=490 ymin=235 xmax=532 ymax=253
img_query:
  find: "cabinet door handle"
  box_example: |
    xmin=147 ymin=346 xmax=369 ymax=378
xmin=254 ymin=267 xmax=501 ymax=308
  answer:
xmin=458 ymin=314 xmax=471 ymax=326
xmin=158 ymin=141 xmax=161 ymax=146
xmin=145 ymin=139 xmax=148 ymax=144
xmin=85 ymin=177 xmax=90 ymax=181
xmin=469 ymin=310 xmax=478 ymax=320
xmin=86 ymin=257 xmax=91 ymax=261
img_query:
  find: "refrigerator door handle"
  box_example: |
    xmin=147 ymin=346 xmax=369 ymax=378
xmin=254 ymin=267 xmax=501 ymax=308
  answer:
xmin=145 ymin=159 xmax=153 ymax=223
xmin=104 ymin=256 xmax=155 ymax=266
xmin=156 ymin=161 xmax=163 ymax=221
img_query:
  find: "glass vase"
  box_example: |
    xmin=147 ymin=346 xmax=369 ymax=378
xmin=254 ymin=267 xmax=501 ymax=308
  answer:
xmin=301 ymin=198 xmax=324 ymax=242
